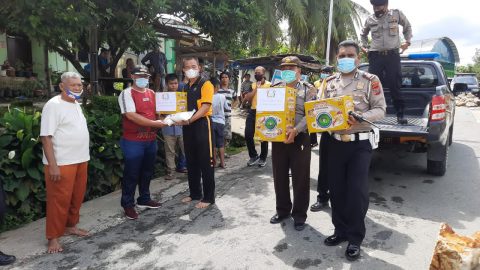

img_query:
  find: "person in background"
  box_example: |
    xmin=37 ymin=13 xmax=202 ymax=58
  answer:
xmin=240 ymin=73 xmax=252 ymax=108
xmin=211 ymin=77 xmax=230 ymax=168
xmin=162 ymin=74 xmax=188 ymax=180
xmin=98 ymin=48 xmax=110 ymax=77
xmin=242 ymin=66 xmax=270 ymax=167
xmin=40 ymin=72 xmax=91 ymax=253
xmin=122 ymin=58 xmax=135 ymax=89
xmin=310 ymin=65 xmax=335 ymax=212
xmin=118 ymin=65 xmax=166 ymax=220
xmin=141 ymin=45 xmax=167 ymax=91
xmin=218 ymin=71 xmax=236 ymax=148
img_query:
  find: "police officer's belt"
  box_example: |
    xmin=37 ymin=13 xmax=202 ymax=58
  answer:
xmin=331 ymin=132 xmax=370 ymax=142
xmin=370 ymin=49 xmax=398 ymax=56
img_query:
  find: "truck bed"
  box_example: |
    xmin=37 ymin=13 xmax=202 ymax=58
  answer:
xmin=375 ymin=114 xmax=429 ymax=137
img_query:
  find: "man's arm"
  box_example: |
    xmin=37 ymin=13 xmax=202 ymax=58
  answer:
xmin=124 ymin=112 xmax=165 ymax=128
xmin=360 ymin=19 xmax=371 ymax=49
xmin=398 ymin=10 xmax=412 ymax=43
xmin=41 ymin=136 xmax=60 ymax=181
xmin=141 ymin=53 xmax=151 ymax=66
xmin=243 ymin=83 xmax=257 ymax=102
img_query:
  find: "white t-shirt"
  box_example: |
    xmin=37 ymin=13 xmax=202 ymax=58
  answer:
xmin=40 ymin=95 xmax=90 ymax=165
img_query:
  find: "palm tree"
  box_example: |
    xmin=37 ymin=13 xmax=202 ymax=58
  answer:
xmin=253 ymin=0 xmax=368 ymax=62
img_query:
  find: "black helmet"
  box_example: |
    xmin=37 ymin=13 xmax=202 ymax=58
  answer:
xmin=370 ymin=0 xmax=388 ymax=5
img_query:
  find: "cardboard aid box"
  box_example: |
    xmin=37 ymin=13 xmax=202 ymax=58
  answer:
xmin=304 ymin=95 xmax=354 ymax=133
xmin=156 ymin=92 xmax=187 ymax=114
xmin=254 ymin=87 xmax=297 ymax=142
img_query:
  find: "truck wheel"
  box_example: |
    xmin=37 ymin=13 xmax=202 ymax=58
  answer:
xmin=427 ymin=139 xmax=448 ymax=176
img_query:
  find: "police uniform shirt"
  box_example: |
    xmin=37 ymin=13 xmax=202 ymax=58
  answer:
xmin=360 ymin=9 xmax=412 ymax=51
xmin=324 ymin=70 xmax=386 ymax=135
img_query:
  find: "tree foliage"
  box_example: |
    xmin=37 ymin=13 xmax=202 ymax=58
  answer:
xmin=0 ymin=0 xmax=169 ymax=77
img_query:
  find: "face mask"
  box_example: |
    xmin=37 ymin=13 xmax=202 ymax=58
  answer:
xmin=254 ymin=74 xmax=263 ymax=81
xmin=185 ymin=68 xmax=199 ymax=79
xmin=320 ymin=73 xmax=329 ymax=79
xmin=135 ymin=78 xmax=149 ymax=88
xmin=374 ymin=10 xmax=385 ymax=17
xmin=281 ymin=70 xmax=297 ymax=83
xmin=337 ymin=58 xmax=357 ymax=74
xmin=66 ymin=89 xmax=83 ymax=100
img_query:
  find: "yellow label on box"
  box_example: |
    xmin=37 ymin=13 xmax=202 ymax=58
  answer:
xmin=255 ymin=87 xmax=297 ymax=142
xmin=156 ymin=92 xmax=187 ymax=114
xmin=305 ymin=95 xmax=354 ymax=133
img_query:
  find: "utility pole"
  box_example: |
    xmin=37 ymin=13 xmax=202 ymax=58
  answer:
xmin=326 ymin=0 xmax=334 ymax=65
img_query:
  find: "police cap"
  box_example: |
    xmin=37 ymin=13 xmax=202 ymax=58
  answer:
xmin=370 ymin=0 xmax=388 ymax=6
xmin=280 ymin=56 xmax=303 ymax=67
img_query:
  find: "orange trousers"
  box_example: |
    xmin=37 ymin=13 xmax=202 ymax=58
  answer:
xmin=45 ymin=162 xmax=88 ymax=240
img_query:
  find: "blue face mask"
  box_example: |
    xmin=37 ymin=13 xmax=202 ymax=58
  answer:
xmin=281 ymin=70 xmax=297 ymax=83
xmin=135 ymin=78 xmax=149 ymax=88
xmin=66 ymin=89 xmax=83 ymax=100
xmin=320 ymin=73 xmax=329 ymax=79
xmin=337 ymin=58 xmax=357 ymax=74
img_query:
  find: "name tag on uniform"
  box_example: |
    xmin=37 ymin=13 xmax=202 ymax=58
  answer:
xmin=143 ymin=97 xmax=150 ymax=102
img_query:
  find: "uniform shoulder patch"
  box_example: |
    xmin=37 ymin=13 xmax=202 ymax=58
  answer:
xmin=370 ymin=79 xmax=382 ymax=95
xmin=361 ymin=71 xmax=377 ymax=81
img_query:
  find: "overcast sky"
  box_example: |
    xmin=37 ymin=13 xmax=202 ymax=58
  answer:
xmin=351 ymin=0 xmax=480 ymax=65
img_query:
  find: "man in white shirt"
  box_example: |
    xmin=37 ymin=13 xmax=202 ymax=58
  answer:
xmin=40 ymin=72 xmax=90 ymax=254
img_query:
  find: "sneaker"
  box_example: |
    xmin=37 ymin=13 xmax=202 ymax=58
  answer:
xmin=137 ymin=200 xmax=162 ymax=209
xmin=258 ymin=158 xmax=267 ymax=167
xmin=124 ymin=207 xmax=138 ymax=220
xmin=247 ymin=156 xmax=260 ymax=166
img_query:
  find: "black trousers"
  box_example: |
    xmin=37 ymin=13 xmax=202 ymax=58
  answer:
xmin=368 ymin=50 xmax=404 ymax=111
xmin=317 ymin=133 xmax=330 ymax=202
xmin=271 ymin=133 xmax=311 ymax=223
xmin=326 ymin=138 xmax=372 ymax=245
xmin=183 ymin=117 xmax=215 ymax=203
xmin=245 ymin=109 xmax=268 ymax=159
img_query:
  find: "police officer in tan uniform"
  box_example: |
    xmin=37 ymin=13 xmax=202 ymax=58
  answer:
xmin=360 ymin=0 xmax=412 ymax=124
xmin=269 ymin=56 xmax=317 ymax=231
xmin=322 ymin=40 xmax=386 ymax=261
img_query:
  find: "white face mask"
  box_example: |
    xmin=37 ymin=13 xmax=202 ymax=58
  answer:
xmin=185 ymin=68 xmax=199 ymax=79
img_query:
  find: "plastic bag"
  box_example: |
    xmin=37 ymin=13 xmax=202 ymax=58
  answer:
xmin=163 ymin=110 xmax=195 ymax=126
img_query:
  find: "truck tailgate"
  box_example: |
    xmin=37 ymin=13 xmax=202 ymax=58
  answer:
xmin=375 ymin=115 xmax=429 ymax=136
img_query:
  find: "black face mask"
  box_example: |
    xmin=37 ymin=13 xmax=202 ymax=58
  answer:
xmin=374 ymin=10 xmax=385 ymax=17
xmin=254 ymin=74 xmax=263 ymax=81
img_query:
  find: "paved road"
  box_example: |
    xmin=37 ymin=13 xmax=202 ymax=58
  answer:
xmin=9 ymin=107 xmax=480 ymax=269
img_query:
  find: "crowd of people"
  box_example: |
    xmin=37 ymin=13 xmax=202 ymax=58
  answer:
xmin=0 ymin=0 xmax=410 ymax=265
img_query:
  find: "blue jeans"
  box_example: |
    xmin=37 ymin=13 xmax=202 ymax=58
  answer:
xmin=120 ymin=138 xmax=158 ymax=208
xmin=177 ymin=152 xmax=187 ymax=170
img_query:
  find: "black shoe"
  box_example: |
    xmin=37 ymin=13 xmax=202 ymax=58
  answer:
xmin=294 ymin=222 xmax=305 ymax=231
xmin=258 ymin=158 xmax=267 ymax=167
xmin=397 ymin=112 xmax=408 ymax=125
xmin=324 ymin=234 xmax=347 ymax=246
xmin=270 ymin=214 xmax=290 ymax=224
xmin=247 ymin=156 xmax=260 ymax=166
xmin=345 ymin=243 xmax=361 ymax=261
xmin=0 ymin=251 xmax=16 ymax=266
xmin=310 ymin=200 xmax=328 ymax=212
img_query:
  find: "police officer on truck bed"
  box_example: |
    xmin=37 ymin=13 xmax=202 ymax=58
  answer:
xmin=360 ymin=0 xmax=412 ymax=124
xmin=322 ymin=40 xmax=386 ymax=261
